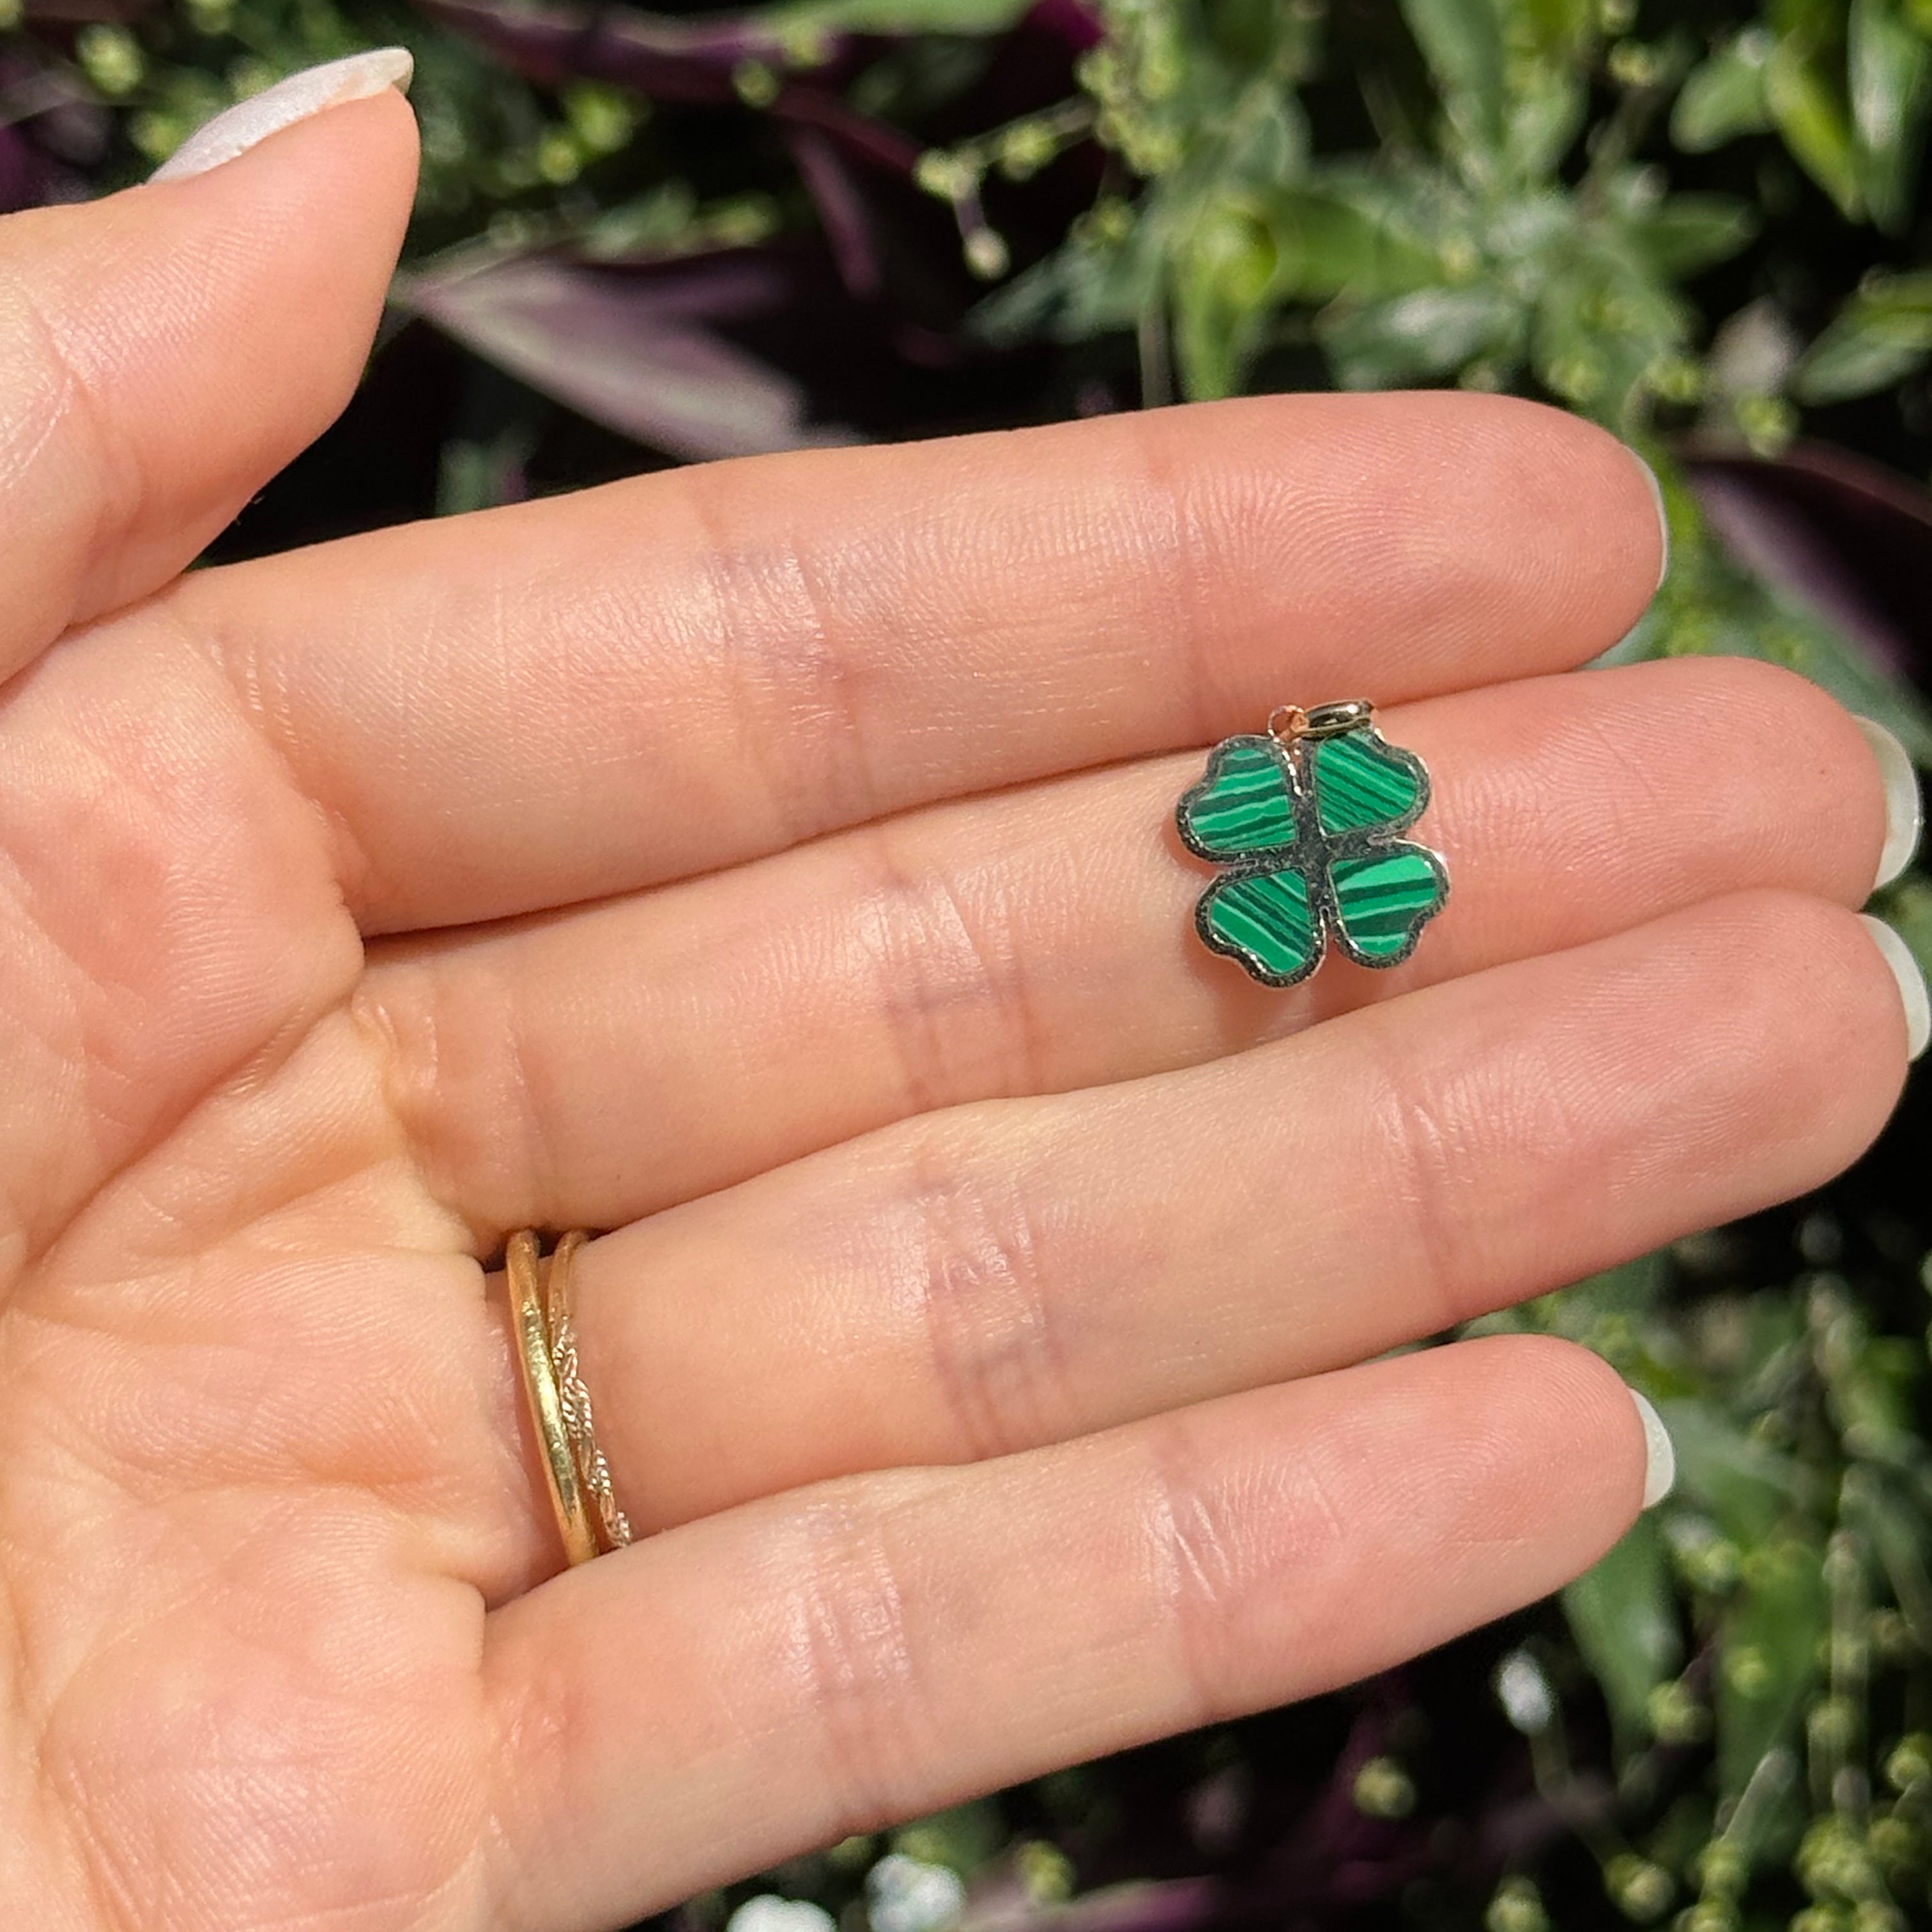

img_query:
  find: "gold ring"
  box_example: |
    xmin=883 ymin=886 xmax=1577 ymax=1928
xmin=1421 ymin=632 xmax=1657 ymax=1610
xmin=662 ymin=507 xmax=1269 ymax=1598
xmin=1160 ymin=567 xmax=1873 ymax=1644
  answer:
xmin=544 ymin=1230 xmax=634 ymax=1554
xmin=506 ymin=1229 xmax=601 ymax=1567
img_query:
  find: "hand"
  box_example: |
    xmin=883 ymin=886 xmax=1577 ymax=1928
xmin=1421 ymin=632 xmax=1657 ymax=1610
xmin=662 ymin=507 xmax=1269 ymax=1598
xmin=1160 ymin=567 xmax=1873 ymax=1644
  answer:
xmin=0 ymin=73 xmax=1918 ymax=1932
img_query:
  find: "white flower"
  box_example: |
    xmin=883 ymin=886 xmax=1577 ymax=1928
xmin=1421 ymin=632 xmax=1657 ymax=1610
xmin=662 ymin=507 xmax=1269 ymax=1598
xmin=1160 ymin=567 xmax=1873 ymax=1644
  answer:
xmin=866 ymin=1853 xmax=967 ymax=1932
xmin=1494 ymin=1648 xmax=1556 ymax=1735
xmin=726 ymin=1897 xmax=837 ymax=1932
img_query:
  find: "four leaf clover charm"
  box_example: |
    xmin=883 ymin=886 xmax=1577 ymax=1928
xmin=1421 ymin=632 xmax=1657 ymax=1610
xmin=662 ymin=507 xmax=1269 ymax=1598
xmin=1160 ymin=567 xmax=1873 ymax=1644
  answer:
xmin=1176 ymin=700 xmax=1450 ymax=987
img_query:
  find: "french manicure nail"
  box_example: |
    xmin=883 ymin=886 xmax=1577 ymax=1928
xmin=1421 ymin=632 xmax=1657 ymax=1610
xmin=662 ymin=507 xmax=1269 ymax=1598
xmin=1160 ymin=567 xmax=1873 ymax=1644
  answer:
xmin=150 ymin=48 xmax=414 ymax=183
xmin=1629 ymin=449 xmax=1670 ymax=595
xmin=1627 ymin=1388 xmax=1675 ymax=1509
xmin=1859 ymin=914 xmax=1931 ymax=1061
xmin=1853 ymin=716 xmax=1924 ymax=893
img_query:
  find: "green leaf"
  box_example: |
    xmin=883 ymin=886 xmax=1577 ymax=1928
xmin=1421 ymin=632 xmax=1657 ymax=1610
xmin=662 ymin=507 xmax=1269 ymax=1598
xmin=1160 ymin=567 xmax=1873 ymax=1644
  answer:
xmin=1628 ymin=192 xmax=1760 ymax=275
xmin=1518 ymin=0 xmax=1595 ymax=62
xmin=1715 ymin=1535 xmax=1828 ymax=1798
xmin=1563 ymin=1514 xmax=1683 ymax=1751
xmin=1850 ymin=0 xmax=1932 ymax=231
xmin=1218 ymin=84 xmax=1310 ymax=191
xmin=1503 ymin=65 xmax=1588 ymax=180
xmin=1318 ymin=284 xmax=1519 ymax=387
xmin=1269 ymin=187 xmax=1443 ymax=301
xmin=1672 ymin=33 xmax=1774 ymax=151
xmin=1765 ymin=35 xmax=1864 ymax=217
xmin=1662 ymin=1401 xmax=1807 ymax=1544
xmin=1400 ymin=0 xmax=1506 ymax=153
xmin=969 ymin=209 xmax=1163 ymax=347
xmin=1793 ymin=271 xmax=1932 ymax=401
xmin=1174 ymin=194 xmax=1283 ymax=400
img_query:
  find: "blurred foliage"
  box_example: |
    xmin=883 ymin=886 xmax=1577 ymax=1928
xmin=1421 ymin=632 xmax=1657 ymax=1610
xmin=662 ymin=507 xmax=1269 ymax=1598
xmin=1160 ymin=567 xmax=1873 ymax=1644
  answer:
xmin=6 ymin=0 xmax=1932 ymax=1929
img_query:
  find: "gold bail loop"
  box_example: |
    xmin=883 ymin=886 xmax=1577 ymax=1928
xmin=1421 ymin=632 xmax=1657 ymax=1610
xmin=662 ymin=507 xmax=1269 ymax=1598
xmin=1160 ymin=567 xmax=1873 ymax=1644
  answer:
xmin=1268 ymin=700 xmax=1374 ymax=749
xmin=1265 ymin=703 xmax=1309 ymax=747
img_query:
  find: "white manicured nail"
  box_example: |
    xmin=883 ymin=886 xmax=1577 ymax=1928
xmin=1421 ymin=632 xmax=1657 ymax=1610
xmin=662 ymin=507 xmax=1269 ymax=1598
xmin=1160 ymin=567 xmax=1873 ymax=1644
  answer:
xmin=1630 ymin=450 xmax=1670 ymax=593
xmin=1627 ymin=1389 xmax=1675 ymax=1508
xmin=1853 ymin=716 xmax=1923 ymax=892
xmin=150 ymin=49 xmax=414 ymax=183
xmin=1860 ymin=914 xmax=1931 ymax=1061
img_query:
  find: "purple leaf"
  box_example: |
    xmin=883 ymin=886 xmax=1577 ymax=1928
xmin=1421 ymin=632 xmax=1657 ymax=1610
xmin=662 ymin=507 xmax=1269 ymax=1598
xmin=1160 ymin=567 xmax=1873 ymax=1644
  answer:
xmin=788 ymin=126 xmax=882 ymax=296
xmin=1682 ymin=438 xmax=1932 ymax=685
xmin=396 ymin=250 xmax=866 ymax=459
xmin=414 ymin=0 xmax=857 ymax=100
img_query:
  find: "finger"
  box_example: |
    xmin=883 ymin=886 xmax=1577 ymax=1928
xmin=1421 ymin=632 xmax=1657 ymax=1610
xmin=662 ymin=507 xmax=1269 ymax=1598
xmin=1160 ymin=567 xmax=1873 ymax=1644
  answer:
xmin=470 ymin=889 xmax=1906 ymax=1545
xmin=364 ymin=656 xmax=1888 ymax=1236
xmin=173 ymin=390 xmax=1666 ymax=932
xmin=0 ymin=72 xmax=417 ymax=685
xmin=482 ymin=1335 xmax=1655 ymax=1931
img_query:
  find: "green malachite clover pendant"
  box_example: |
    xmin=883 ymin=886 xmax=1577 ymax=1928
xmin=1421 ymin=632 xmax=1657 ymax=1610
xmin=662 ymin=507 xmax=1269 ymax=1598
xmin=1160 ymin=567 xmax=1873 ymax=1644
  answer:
xmin=1176 ymin=700 xmax=1450 ymax=988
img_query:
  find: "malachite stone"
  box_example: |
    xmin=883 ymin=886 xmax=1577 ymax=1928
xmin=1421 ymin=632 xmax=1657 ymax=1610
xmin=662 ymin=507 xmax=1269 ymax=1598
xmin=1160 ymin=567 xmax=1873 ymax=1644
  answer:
xmin=1308 ymin=726 xmax=1427 ymax=836
xmin=1198 ymin=868 xmax=1317 ymax=983
xmin=1328 ymin=845 xmax=1450 ymax=963
xmin=1175 ymin=737 xmax=1298 ymax=859
xmin=1176 ymin=712 xmax=1448 ymax=986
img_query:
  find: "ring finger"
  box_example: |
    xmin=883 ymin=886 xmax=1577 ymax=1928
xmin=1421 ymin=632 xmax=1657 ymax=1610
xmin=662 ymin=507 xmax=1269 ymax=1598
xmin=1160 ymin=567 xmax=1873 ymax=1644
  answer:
xmin=479 ymin=884 xmax=1914 ymax=1561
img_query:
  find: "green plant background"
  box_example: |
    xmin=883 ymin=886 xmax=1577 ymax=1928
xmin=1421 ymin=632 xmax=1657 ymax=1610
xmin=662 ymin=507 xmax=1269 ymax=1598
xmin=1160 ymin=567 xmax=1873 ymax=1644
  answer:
xmin=6 ymin=2 xmax=1932 ymax=1928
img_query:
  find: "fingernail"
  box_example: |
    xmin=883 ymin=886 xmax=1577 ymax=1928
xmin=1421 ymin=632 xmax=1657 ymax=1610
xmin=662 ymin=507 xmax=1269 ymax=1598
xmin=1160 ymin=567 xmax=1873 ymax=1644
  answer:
xmin=1853 ymin=716 xmax=1924 ymax=892
xmin=1629 ymin=448 xmax=1670 ymax=594
xmin=150 ymin=48 xmax=414 ymax=183
xmin=1627 ymin=1388 xmax=1675 ymax=1508
xmin=1859 ymin=914 xmax=1931 ymax=1061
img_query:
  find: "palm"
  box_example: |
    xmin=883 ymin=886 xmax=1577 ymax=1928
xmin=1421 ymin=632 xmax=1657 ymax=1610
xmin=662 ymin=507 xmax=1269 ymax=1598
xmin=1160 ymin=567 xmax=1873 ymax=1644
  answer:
xmin=0 ymin=611 xmax=518 ymax=1924
xmin=0 ymin=88 xmax=1914 ymax=1932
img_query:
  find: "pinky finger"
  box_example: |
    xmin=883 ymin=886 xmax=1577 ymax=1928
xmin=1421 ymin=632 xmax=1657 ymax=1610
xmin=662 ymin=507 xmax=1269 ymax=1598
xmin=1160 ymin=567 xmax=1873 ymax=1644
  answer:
xmin=480 ymin=1335 xmax=1666 ymax=1932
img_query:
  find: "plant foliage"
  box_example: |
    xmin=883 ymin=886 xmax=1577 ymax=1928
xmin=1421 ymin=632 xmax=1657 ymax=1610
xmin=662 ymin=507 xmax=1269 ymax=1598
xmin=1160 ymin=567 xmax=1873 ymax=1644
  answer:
xmin=5 ymin=1 xmax=1932 ymax=1928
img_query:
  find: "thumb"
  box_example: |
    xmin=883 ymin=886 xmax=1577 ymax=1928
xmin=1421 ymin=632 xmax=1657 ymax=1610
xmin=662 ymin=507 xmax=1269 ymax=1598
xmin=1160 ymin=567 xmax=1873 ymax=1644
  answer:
xmin=0 ymin=51 xmax=419 ymax=686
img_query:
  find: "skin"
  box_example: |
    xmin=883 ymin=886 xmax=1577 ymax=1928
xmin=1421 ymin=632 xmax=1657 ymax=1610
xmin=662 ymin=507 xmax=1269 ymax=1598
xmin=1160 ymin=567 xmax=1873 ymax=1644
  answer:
xmin=0 ymin=91 xmax=1912 ymax=1932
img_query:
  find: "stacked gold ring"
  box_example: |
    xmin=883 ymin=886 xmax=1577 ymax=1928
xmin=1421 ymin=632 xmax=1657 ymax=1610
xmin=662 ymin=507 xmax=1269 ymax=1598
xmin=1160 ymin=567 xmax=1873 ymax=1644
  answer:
xmin=507 ymin=1229 xmax=634 ymax=1565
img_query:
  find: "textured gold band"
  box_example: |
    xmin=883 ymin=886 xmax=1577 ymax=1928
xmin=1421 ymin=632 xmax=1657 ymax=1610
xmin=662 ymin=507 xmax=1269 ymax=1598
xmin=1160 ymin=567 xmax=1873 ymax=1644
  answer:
xmin=544 ymin=1230 xmax=634 ymax=1554
xmin=506 ymin=1229 xmax=602 ymax=1567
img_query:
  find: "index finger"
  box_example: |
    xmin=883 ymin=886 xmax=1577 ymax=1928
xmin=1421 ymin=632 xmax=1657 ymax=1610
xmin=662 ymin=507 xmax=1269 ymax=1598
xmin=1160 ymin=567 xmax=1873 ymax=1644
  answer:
xmin=165 ymin=390 xmax=1665 ymax=933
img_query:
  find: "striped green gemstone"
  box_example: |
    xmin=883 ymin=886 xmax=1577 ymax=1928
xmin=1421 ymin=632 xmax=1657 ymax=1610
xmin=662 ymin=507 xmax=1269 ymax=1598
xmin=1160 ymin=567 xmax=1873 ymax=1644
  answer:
xmin=1328 ymin=845 xmax=1446 ymax=962
xmin=1199 ymin=868 xmax=1317 ymax=981
xmin=1309 ymin=728 xmax=1423 ymax=836
xmin=1178 ymin=737 xmax=1297 ymax=858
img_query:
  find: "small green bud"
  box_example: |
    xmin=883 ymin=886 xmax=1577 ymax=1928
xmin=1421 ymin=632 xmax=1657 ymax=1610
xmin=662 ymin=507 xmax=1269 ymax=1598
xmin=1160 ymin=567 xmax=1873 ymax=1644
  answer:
xmin=732 ymin=60 xmax=779 ymax=109
xmin=127 ymin=111 xmax=181 ymax=162
xmin=563 ymin=84 xmax=640 ymax=155
xmin=77 ymin=24 xmax=144 ymax=100
xmin=1809 ymin=1698 xmax=1860 ymax=1757
xmin=1723 ymin=1644 xmax=1774 ymax=1699
xmin=995 ymin=122 xmax=1058 ymax=181
xmin=1695 ymin=1839 xmax=1747 ymax=1899
xmin=1883 ymin=1735 xmax=1931 ymax=1793
xmin=1789 ymin=1908 xmax=1850 ymax=1932
xmin=226 ymin=57 xmax=275 ymax=101
xmin=913 ymin=150 xmax=974 ymax=201
xmin=537 ymin=129 xmax=583 ymax=185
xmin=1865 ymin=1814 xmax=1918 ymax=1873
xmin=1607 ymin=40 xmax=1666 ymax=86
xmin=963 ymin=227 xmax=1011 ymax=281
xmin=1352 ymin=1757 xmax=1416 ymax=1820
xmin=1604 ymin=1853 xmax=1675 ymax=1922
xmin=1648 ymin=1680 xmax=1712 ymax=1746
xmin=1675 ymin=1899 xmax=1737 ymax=1932
xmin=1015 ymin=1841 xmax=1074 ymax=1904
xmin=1849 ymin=1905 xmax=1903 ymax=1932
xmin=1487 ymin=1876 xmax=1551 ymax=1932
